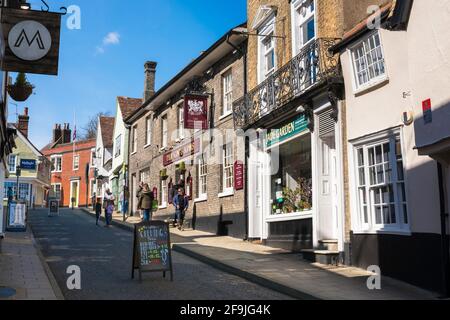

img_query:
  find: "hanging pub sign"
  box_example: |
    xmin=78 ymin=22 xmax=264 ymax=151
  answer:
xmin=131 ymin=221 xmax=174 ymax=282
xmin=163 ymin=138 xmax=201 ymax=167
xmin=0 ymin=8 xmax=62 ymax=75
xmin=184 ymin=94 xmax=208 ymax=130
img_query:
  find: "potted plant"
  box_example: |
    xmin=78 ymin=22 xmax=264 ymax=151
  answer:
xmin=282 ymin=177 xmax=313 ymax=213
xmin=8 ymin=73 xmax=35 ymax=102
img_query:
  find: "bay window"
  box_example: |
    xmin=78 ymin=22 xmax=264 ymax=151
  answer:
xmin=354 ymin=133 xmax=409 ymax=232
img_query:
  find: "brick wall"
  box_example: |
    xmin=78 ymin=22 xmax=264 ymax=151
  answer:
xmin=129 ymin=46 xmax=247 ymax=236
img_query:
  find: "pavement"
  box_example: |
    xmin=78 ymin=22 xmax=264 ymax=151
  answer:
xmin=27 ymin=208 xmax=291 ymax=300
xmin=80 ymin=207 xmax=440 ymax=300
xmin=0 ymin=229 xmax=62 ymax=300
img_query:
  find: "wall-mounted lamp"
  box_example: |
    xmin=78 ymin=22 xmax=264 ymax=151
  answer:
xmin=296 ymin=105 xmax=305 ymax=114
xmin=20 ymin=2 xmax=31 ymax=10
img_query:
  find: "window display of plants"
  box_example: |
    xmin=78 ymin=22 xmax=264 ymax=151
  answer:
xmin=281 ymin=177 xmax=313 ymax=213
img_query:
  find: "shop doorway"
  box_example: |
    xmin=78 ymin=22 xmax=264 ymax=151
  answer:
xmin=317 ymin=109 xmax=339 ymax=241
xmin=70 ymin=181 xmax=80 ymax=208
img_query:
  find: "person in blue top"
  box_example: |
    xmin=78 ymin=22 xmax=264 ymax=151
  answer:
xmin=173 ymin=188 xmax=189 ymax=231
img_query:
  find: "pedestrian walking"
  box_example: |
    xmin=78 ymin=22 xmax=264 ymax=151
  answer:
xmin=173 ymin=187 xmax=189 ymax=231
xmin=95 ymin=197 xmax=102 ymax=226
xmin=137 ymin=184 xmax=154 ymax=222
xmin=170 ymin=179 xmax=185 ymax=227
xmin=103 ymin=189 xmax=115 ymax=227
xmin=136 ymin=181 xmax=144 ymax=219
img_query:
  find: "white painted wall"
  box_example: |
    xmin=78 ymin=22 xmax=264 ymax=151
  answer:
xmin=341 ymin=27 xmax=441 ymax=235
xmin=112 ymin=104 xmax=127 ymax=174
xmin=409 ymin=0 xmax=450 ymax=150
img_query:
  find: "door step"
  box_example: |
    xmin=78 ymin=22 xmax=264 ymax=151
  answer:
xmin=300 ymin=249 xmax=340 ymax=266
xmin=318 ymin=239 xmax=338 ymax=252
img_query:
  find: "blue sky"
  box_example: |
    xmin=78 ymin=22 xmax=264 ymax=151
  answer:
xmin=8 ymin=0 xmax=247 ymax=148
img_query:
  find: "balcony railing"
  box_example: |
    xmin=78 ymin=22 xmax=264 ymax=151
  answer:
xmin=233 ymin=38 xmax=342 ymax=129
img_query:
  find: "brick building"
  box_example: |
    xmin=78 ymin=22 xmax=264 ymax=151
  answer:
xmin=125 ymin=25 xmax=248 ymax=237
xmin=42 ymin=125 xmax=96 ymax=208
xmin=233 ymin=0 xmax=389 ymax=262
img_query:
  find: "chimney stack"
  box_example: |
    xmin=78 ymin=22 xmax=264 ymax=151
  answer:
xmin=62 ymin=123 xmax=72 ymax=144
xmin=144 ymin=61 xmax=157 ymax=102
xmin=53 ymin=124 xmax=62 ymax=144
xmin=17 ymin=107 xmax=30 ymax=138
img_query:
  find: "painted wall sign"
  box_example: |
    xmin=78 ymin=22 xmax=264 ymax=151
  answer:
xmin=267 ymin=115 xmax=309 ymax=148
xmin=184 ymin=94 xmax=208 ymax=130
xmin=234 ymin=161 xmax=244 ymax=191
xmin=131 ymin=221 xmax=173 ymax=282
xmin=163 ymin=139 xmax=200 ymax=167
xmin=20 ymin=159 xmax=36 ymax=170
xmin=1 ymin=8 xmax=62 ymax=75
xmin=422 ymin=99 xmax=432 ymax=124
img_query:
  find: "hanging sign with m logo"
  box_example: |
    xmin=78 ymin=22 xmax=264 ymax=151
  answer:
xmin=0 ymin=8 xmax=62 ymax=75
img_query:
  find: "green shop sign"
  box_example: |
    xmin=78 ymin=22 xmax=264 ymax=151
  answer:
xmin=267 ymin=115 xmax=308 ymax=148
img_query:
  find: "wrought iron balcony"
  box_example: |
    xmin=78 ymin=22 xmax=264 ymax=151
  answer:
xmin=233 ymin=38 xmax=342 ymax=129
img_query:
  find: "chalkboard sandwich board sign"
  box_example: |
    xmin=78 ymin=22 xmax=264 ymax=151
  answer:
xmin=132 ymin=221 xmax=174 ymax=282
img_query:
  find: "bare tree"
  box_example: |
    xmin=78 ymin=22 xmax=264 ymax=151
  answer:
xmin=82 ymin=112 xmax=111 ymax=140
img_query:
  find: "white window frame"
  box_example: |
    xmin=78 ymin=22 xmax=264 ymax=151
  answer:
xmin=8 ymin=154 xmax=17 ymax=173
xmin=291 ymin=0 xmax=316 ymax=56
xmin=51 ymin=155 xmax=62 ymax=173
xmin=161 ymin=114 xmax=168 ymax=149
xmin=115 ymin=135 xmax=122 ymax=158
xmin=159 ymin=179 xmax=168 ymax=208
xmin=131 ymin=125 xmax=138 ymax=154
xmin=350 ymin=129 xmax=410 ymax=235
xmin=349 ymin=30 xmax=388 ymax=93
xmin=73 ymin=154 xmax=80 ymax=171
xmin=257 ymin=14 xmax=277 ymax=84
xmin=196 ymin=154 xmax=208 ymax=201
xmin=145 ymin=115 xmax=152 ymax=147
xmin=222 ymin=70 xmax=233 ymax=117
xmin=52 ymin=183 xmax=62 ymax=200
xmin=178 ymin=104 xmax=185 ymax=140
xmin=89 ymin=179 xmax=95 ymax=198
xmin=220 ymin=143 xmax=234 ymax=196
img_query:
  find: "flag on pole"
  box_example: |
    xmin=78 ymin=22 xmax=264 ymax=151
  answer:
xmin=73 ymin=125 xmax=77 ymax=142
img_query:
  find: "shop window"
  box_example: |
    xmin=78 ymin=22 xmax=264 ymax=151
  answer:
xmin=354 ymin=133 xmax=409 ymax=232
xmin=18 ymin=183 xmax=30 ymax=201
xmin=52 ymin=184 xmax=62 ymax=200
xmin=270 ymin=134 xmax=312 ymax=215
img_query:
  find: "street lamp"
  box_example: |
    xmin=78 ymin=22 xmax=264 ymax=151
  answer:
xmin=15 ymin=165 xmax=21 ymax=201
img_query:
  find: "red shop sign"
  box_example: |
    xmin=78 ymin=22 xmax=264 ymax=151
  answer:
xmin=234 ymin=161 xmax=244 ymax=191
xmin=184 ymin=94 xmax=208 ymax=130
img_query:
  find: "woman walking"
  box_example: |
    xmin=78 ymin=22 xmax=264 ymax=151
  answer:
xmin=137 ymin=184 xmax=154 ymax=222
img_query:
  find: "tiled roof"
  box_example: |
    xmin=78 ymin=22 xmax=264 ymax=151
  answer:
xmin=42 ymin=139 xmax=96 ymax=155
xmin=342 ymin=2 xmax=393 ymax=42
xmin=99 ymin=116 xmax=115 ymax=148
xmin=117 ymin=97 xmax=142 ymax=119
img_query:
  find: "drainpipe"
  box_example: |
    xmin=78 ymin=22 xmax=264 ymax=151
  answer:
xmin=437 ymin=162 xmax=450 ymax=297
xmin=226 ymin=33 xmax=249 ymax=241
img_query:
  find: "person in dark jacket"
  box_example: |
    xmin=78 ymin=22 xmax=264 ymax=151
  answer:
xmin=173 ymin=188 xmax=189 ymax=231
xmin=137 ymin=184 xmax=154 ymax=222
xmin=95 ymin=197 xmax=102 ymax=226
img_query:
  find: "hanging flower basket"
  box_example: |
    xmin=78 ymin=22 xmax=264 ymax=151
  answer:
xmin=7 ymin=72 xmax=35 ymax=102
xmin=7 ymin=84 xmax=34 ymax=102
